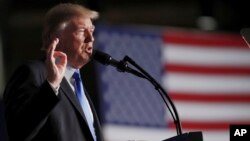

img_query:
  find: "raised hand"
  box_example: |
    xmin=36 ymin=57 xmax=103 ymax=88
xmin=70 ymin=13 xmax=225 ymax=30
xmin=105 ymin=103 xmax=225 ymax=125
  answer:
xmin=46 ymin=38 xmax=67 ymax=88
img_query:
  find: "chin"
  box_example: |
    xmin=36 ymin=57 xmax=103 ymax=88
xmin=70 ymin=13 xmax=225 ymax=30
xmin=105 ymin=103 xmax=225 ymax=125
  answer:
xmin=79 ymin=58 xmax=90 ymax=67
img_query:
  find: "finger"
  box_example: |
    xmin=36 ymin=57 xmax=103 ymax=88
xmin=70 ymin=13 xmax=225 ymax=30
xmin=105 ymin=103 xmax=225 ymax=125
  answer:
xmin=53 ymin=51 xmax=67 ymax=65
xmin=59 ymin=52 xmax=67 ymax=66
xmin=50 ymin=38 xmax=59 ymax=58
xmin=47 ymin=38 xmax=59 ymax=60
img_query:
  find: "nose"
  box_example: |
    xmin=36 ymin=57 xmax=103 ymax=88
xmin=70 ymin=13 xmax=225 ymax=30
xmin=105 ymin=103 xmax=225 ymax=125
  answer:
xmin=84 ymin=29 xmax=94 ymax=43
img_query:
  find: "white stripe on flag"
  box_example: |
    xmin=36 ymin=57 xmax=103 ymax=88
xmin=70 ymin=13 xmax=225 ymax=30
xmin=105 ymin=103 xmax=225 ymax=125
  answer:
xmin=163 ymin=44 xmax=250 ymax=67
xmin=163 ymin=73 xmax=250 ymax=93
xmin=103 ymin=124 xmax=229 ymax=141
xmin=169 ymin=101 xmax=250 ymax=122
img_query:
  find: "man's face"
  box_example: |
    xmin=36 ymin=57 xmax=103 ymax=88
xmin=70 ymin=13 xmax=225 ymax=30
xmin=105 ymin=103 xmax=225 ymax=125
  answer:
xmin=59 ymin=16 xmax=95 ymax=68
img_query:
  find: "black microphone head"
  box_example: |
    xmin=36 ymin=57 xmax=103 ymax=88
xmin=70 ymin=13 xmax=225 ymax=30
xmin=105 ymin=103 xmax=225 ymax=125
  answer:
xmin=93 ymin=49 xmax=112 ymax=65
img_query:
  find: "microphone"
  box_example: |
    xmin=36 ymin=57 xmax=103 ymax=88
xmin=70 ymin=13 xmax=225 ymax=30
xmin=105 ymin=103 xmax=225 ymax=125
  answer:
xmin=92 ymin=49 xmax=146 ymax=78
xmin=92 ymin=49 xmax=120 ymax=68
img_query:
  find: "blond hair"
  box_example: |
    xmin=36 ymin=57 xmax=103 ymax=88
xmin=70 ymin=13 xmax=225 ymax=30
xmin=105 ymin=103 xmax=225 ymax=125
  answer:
xmin=42 ymin=3 xmax=99 ymax=50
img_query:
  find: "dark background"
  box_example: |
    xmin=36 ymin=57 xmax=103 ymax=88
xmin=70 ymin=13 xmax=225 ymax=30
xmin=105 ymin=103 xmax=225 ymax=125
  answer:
xmin=0 ymin=0 xmax=249 ymax=80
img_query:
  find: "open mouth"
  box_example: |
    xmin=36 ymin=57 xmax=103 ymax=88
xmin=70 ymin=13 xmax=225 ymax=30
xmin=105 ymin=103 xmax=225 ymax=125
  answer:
xmin=86 ymin=46 xmax=93 ymax=54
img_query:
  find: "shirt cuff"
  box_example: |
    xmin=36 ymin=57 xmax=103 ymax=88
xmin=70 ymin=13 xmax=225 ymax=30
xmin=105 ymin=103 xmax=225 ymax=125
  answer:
xmin=47 ymin=80 xmax=60 ymax=95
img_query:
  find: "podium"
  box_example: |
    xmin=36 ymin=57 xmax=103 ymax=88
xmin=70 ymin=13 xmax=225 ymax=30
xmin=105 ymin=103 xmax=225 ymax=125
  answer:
xmin=163 ymin=131 xmax=203 ymax=141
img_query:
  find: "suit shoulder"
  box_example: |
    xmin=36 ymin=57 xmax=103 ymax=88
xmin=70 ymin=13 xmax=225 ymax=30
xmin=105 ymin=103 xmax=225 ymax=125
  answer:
xmin=24 ymin=60 xmax=45 ymax=69
xmin=3 ymin=60 xmax=47 ymax=101
xmin=9 ymin=60 xmax=46 ymax=82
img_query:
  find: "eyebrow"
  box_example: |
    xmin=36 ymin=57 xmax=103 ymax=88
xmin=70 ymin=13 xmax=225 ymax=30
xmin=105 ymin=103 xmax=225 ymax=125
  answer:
xmin=78 ymin=25 xmax=95 ymax=29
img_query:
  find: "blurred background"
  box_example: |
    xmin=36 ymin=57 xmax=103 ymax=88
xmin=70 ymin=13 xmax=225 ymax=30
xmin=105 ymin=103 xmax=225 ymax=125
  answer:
xmin=1 ymin=0 xmax=250 ymax=141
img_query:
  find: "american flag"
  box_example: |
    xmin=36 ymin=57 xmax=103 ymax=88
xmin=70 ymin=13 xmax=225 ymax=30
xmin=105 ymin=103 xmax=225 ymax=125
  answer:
xmin=94 ymin=25 xmax=250 ymax=141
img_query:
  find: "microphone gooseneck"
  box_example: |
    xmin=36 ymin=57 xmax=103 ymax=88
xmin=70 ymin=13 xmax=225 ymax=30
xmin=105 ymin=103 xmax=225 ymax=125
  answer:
xmin=92 ymin=49 xmax=182 ymax=135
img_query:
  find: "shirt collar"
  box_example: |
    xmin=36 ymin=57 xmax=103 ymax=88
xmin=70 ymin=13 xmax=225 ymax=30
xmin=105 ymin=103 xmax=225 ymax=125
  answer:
xmin=65 ymin=65 xmax=77 ymax=82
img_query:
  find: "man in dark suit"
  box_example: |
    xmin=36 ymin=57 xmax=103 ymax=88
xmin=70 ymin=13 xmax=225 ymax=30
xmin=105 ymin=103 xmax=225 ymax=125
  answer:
xmin=3 ymin=3 xmax=103 ymax=141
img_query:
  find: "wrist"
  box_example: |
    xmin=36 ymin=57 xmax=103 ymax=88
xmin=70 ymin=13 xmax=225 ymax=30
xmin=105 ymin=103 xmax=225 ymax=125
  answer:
xmin=47 ymin=79 xmax=60 ymax=89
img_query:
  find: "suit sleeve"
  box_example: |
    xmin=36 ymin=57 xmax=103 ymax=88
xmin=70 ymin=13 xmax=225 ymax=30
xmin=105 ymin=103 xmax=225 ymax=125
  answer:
xmin=3 ymin=63 xmax=59 ymax=140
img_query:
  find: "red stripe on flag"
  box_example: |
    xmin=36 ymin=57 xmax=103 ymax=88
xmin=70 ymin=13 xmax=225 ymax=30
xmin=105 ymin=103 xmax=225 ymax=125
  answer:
xmin=165 ymin=64 xmax=250 ymax=76
xmin=163 ymin=30 xmax=247 ymax=47
xmin=168 ymin=120 xmax=250 ymax=130
xmin=169 ymin=92 xmax=250 ymax=103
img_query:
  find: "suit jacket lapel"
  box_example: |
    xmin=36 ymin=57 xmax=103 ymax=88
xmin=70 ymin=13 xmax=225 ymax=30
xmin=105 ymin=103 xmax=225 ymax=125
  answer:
xmin=61 ymin=77 xmax=103 ymax=141
xmin=60 ymin=77 xmax=87 ymax=122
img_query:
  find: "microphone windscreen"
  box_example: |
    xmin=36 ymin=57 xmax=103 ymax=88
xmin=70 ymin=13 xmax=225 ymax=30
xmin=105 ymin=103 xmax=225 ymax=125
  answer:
xmin=93 ymin=50 xmax=112 ymax=65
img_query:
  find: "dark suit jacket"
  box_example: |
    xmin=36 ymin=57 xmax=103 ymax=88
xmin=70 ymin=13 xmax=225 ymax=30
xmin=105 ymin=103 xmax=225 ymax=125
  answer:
xmin=3 ymin=60 xmax=103 ymax=141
